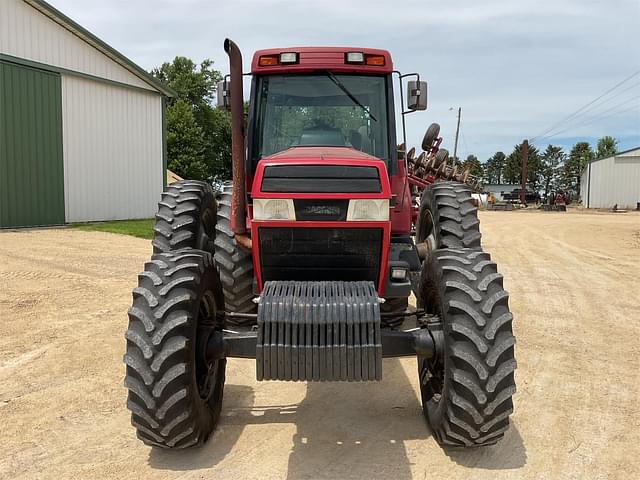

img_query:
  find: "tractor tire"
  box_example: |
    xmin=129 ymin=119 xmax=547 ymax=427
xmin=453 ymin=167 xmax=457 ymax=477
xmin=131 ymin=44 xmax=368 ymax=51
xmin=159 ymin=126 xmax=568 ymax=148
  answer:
xmin=213 ymin=182 xmax=256 ymax=323
xmin=124 ymin=250 xmax=226 ymax=449
xmin=418 ymin=248 xmax=516 ymax=447
xmin=416 ymin=181 xmax=481 ymax=249
xmin=434 ymin=148 xmax=449 ymax=168
xmin=422 ymin=123 xmax=441 ymax=151
xmin=152 ymin=180 xmax=217 ymax=254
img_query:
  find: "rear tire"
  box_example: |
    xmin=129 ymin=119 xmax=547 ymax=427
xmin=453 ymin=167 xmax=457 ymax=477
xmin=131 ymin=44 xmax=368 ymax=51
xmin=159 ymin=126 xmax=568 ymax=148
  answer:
xmin=213 ymin=182 xmax=256 ymax=324
xmin=416 ymin=181 xmax=481 ymax=249
xmin=152 ymin=180 xmax=217 ymax=254
xmin=124 ymin=250 xmax=226 ymax=448
xmin=418 ymin=248 xmax=516 ymax=447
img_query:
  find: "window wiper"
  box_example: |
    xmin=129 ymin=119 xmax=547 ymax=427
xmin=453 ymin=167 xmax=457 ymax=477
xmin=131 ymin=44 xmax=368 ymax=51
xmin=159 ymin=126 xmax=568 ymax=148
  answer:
xmin=325 ymin=71 xmax=377 ymax=122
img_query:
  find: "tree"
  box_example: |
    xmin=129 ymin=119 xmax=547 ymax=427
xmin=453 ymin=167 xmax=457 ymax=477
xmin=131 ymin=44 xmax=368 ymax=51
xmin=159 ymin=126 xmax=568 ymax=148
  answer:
xmin=165 ymin=100 xmax=207 ymax=180
xmin=563 ymin=142 xmax=594 ymax=196
xmin=596 ymin=136 xmax=618 ymax=159
xmin=462 ymin=154 xmax=483 ymax=177
xmin=539 ymin=145 xmax=565 ymax=200
xmin=482 ymin=151 xmax=506 ymax=184
xmin=151 ymin=57 xmax=231 ymax=180
xmin=152 ymin=57 xmax=221 ymax=110
xmin=503 ymin=142 xmax=541 ymax=188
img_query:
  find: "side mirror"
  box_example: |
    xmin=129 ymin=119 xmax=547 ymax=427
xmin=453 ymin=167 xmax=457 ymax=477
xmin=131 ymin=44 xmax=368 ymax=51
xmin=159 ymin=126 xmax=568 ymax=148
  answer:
xmin=407 ymin=80 xmax=427 ymax=111
xmin=217 ymin=80 xmax=231 ymax=110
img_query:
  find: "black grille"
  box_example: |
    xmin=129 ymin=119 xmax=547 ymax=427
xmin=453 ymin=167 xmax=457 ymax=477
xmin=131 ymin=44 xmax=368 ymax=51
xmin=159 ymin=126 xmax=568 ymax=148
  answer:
xmin=262 ymin=165 xmax=381 ymax=193
xmin=259 ymin=228 xmax=382 ymax=283
xmin=294 ymin=199 xmax=348 ymax=221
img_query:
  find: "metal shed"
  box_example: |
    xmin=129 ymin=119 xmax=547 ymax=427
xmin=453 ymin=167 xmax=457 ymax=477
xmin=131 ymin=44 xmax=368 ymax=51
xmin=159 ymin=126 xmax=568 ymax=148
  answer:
xmin=0 ymin=0 xmax=174 ymax=228
xmin=581 ymin=147 xmax=640 ymax=209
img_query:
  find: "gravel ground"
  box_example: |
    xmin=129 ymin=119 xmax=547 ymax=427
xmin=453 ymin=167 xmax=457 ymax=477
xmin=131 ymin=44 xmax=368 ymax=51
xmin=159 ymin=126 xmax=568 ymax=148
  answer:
xmin=1 ymin=210 xmax=639 ymax=480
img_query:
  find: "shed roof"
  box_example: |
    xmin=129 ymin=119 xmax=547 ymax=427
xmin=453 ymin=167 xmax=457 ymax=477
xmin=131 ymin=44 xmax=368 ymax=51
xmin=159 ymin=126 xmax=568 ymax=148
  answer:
xmin=588 ymin=146 xmax=640 ymax=165
xmin=24 ymin=0 xmax=176 ymax=97
xmin=581 ymin=146 xmax=640 ymax=176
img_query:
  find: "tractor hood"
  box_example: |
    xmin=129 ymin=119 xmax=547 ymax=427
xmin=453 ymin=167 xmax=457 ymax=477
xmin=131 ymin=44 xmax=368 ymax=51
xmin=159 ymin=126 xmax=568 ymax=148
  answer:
xmin=262 ymin=146 xmax=381 ymax=163
xmin=252 ymin=147 xmax=390 ymax=198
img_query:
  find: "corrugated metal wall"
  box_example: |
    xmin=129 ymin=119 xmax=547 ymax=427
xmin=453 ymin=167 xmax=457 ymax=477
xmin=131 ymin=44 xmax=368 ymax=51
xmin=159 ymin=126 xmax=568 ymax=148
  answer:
xmin=0 ymin=0 xmax=153 ymax=91
xmin=581 ymin=150 xmax=640 ymax=209
xmin=0 ymin=61 xmax=65 ymax=227
xmin=61 ymin=75 xmax=163 ymax=222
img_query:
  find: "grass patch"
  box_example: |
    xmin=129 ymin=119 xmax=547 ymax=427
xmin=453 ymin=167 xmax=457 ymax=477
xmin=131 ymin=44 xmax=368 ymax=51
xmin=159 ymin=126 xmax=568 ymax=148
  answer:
xmin=72 ymin=219 xmax=154 ymax=240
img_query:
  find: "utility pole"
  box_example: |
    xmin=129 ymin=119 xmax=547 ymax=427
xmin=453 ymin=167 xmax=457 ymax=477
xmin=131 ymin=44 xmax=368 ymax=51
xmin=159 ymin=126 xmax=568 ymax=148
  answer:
xmin=453 ymin=107 xmax=461 ymax=163
xmin=520 ymin=139 xmax=528 ymax=205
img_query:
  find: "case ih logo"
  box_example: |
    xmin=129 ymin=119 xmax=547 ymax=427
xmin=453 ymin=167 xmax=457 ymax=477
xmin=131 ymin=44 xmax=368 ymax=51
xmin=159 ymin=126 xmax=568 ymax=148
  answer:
xmin=301 ymin=205 xmax=341 ymax=217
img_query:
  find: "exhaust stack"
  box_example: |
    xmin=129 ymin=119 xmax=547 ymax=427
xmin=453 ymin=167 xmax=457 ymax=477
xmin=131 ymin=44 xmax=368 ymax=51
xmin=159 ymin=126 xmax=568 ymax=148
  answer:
xmin=224 ymin=38 xmax=247 ymax=235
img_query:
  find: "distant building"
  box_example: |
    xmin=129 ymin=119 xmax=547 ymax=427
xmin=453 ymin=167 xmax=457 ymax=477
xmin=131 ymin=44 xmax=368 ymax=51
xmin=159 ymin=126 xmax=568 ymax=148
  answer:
xmin=483 ymin=184 xmax=521 ymax=201
xmin=0 ymin=0 xmax=174 ymax=228
xmin=581 ymin=147 xmax=640 ymax=209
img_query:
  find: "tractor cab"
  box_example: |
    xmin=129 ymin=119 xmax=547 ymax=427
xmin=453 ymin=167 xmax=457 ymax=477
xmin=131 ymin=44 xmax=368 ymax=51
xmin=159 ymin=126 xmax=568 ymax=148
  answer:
xmin=246 ymin=49 xmax=396 ymax=173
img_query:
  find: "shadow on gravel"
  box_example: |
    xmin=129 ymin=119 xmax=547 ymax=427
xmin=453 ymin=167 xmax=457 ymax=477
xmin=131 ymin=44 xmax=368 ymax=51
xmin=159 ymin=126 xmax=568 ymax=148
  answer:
xmin=147 ymin=361 xmax=526 ymax=475
xmin=285 ymin=358 xmax=425 ymax=480
xmin=146 ymin=383 xmax=254 ymax=471
xmin=446 ymin=423 xmax=527 ymax=470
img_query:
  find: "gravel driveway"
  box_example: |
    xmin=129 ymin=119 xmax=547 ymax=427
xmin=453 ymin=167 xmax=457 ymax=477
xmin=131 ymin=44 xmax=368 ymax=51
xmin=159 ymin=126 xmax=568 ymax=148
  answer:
xmin=1 ymin=210 xmax=639 ymax=479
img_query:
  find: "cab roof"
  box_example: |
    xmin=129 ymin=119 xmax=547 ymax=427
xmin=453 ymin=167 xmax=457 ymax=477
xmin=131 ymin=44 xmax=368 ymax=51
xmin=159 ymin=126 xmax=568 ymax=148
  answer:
xmin=251 ymin=47 xmax=393 ymax=74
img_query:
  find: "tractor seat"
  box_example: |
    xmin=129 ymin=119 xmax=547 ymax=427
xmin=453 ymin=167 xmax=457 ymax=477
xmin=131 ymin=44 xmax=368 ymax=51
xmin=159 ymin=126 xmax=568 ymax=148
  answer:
xmin=298 ymin=128 xmax=346 ymax=146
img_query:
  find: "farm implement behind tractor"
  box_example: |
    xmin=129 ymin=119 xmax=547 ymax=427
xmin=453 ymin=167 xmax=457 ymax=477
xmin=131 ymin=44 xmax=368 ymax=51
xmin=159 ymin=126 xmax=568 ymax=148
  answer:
xmin=123 ymin=39 xmax=516 ymax=450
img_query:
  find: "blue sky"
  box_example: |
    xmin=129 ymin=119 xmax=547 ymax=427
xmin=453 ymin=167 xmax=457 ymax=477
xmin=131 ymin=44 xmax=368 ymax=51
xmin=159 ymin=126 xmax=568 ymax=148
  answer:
xmin=50 ymin=0 xmax=640 ymax=160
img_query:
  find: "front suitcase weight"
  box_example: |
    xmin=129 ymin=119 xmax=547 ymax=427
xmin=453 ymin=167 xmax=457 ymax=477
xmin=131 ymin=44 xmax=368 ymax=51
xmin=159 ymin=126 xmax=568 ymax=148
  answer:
xmin=257 ymin=281 xmax=382 ymax=381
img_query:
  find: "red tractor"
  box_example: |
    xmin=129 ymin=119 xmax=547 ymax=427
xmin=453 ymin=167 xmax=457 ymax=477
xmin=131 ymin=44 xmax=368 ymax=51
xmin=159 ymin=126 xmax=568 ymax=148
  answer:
xmin=124 ymin=39 xmax=516 ymax=449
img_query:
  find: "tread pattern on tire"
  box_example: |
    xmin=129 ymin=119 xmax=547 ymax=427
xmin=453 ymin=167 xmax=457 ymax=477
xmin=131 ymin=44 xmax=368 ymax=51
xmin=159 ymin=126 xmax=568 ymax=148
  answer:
xmin=422 ymin=248 xmax=516 ymax=447
xmin=214 ymin=182 xmax=256 ymax=322
xmin=418 ymin=181 xmax=481 ymax=249
xmin=152 ymin=180 xmax=216 ymax=254
xmin=124 ymin=250 xmax=224 ymax=448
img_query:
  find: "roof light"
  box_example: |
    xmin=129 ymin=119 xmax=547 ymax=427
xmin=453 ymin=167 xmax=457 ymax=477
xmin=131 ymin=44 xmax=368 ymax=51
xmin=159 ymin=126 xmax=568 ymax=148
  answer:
xmin=258 ymin=55 xmax=279 ymax=66
xmin=345 ymin=52 xmax=364 ymax=64
xmin=279 ymin=52 xmax=299 ymax=64
xmin=365 ymin=55 xmax=385 ymax=66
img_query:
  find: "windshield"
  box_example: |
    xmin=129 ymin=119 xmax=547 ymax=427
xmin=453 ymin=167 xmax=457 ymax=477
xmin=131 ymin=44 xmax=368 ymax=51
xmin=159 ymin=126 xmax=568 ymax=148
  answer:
xmin=251 ymin=74 xmax=390 ymax=162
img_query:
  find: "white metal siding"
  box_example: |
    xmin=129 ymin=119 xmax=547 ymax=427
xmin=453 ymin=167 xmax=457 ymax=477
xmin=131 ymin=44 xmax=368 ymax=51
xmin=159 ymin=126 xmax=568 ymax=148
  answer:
xmin=61 ymin=75 xmax=163 ymax=222
xmin=581 ymin=149 xmax=640 ymax=209
xmin=0 ymin=0 xmax=154 ymax=91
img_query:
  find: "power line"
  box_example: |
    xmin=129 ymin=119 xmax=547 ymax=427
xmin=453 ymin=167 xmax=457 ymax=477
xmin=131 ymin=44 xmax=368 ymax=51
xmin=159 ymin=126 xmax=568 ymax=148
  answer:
xmin=537 ymin=91 xmax=640 ymax=142
xmin=538 ymin=82 xmax=640 ymax=140
xmin=540 ymin=95 xmax=639 ymax=141
xmin=531 ymin=69 xmax=640 ymax=142
xmin=544 ymin=102 xmax=639 ymax=140
xmin=460 ymin=124 xmax=470 ymax=160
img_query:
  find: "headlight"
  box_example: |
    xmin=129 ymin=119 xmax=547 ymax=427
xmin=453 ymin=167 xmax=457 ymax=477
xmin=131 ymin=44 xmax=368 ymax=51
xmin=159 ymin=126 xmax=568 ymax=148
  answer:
xmin=253 ymin=198 xmax=296 ymax=220
xmin=347 ymin=199 xmax=389 ymax=221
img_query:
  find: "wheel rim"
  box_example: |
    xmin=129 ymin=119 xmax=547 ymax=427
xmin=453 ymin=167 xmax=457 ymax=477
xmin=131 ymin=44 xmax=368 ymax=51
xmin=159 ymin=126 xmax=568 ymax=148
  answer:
xmin=198 ymin=208 xmax=216 ymax=253
xmin=419 ymin=347 xmax=445 ymax=405
xmin=196 ymin=290 xmax=221 ymax=401
xmin=419 ymin=208 xmax=438 ymax=249
xmin=418 ymin=264 xmax=446 ymax=407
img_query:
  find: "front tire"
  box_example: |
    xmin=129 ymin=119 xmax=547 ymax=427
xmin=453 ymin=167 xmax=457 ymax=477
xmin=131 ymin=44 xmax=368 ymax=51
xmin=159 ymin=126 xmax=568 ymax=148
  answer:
xmin=124 ymin=250 xmax=226 ymax=448
xmin=418 ymin=248 xmax=516 ymax=447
